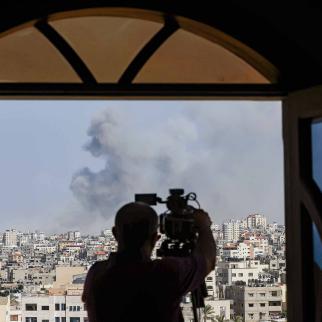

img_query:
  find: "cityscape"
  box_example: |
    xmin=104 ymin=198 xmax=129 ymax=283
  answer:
xmin=0 ymin=213 xmax=286 ymax=322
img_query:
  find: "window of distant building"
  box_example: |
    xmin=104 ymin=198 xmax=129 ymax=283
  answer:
xmin=260 ymin=303 xmax=266 ymax=307
xmin=26 ymin=318 xmax=37 ymax=322
xmin=248 ymin=293 xmax=254 ymax=297
xmin=249 ymin=303 xmax=254 ymax=307
xmin=70 ymin=318 xmax=80 ymax=322
xmin=269 ymin=301 xmax=281 ymax=306
xmin=55 ymin=304 xmax=60 ymax=311
xmin=41 ymin=306 xmax=49 ymax=310
xmin=25 ymin=304 xmax=37 ymax=311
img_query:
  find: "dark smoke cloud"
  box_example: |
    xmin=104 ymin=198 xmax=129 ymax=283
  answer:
xmin=70 ymin=102 xmax=283 ymax=226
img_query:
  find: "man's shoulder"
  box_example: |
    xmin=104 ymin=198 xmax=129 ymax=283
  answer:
xmin=86 ymin=260 xmax=110 ymax=279
xmin=152 ymin=255 xmax=205 ymax=274
xmin=91 ymin=259 xmax=109 ymax=268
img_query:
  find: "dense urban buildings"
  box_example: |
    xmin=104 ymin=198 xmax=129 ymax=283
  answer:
xmin=0 ymin=214 xmax=286 ymax=322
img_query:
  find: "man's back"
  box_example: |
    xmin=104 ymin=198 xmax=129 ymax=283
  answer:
xmin=83 ymin=253 xmax=207 ymax=322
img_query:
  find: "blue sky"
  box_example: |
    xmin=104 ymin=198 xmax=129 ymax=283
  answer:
xmin=0 ymin=100 xmax=284 ymax=234
xmin=313 ymin=224 xmax=322 ymax=269
xmin=312 ymin=120 xmax=322 ymax=192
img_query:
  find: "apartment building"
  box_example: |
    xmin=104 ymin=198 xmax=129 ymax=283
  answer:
xmin=21 ymin=291 xmax=87 ymax=322
xmin=223 ymin=242 xmax=254 ymax=260
xmin=226 ymin=285 xmax=283 ymax=322
xmin=4 ymin=230 xmax=17 ymax=247
xmin=204 ymin=269 xmax=217 ymax=298
xmin=216 ymin=260 xmax=268 ymax=285
xmin=0 ymin=296 xmax=10 ymax=322
xmin=222 ymin=220 xmax=242 ymax=242
xmin=10 ymin=268 xmax=55 ymax=285
xmin=246 ymin=215 xmax=267 ymax=229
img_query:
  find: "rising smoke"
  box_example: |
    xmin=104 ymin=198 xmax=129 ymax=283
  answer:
xmin=70 ymin=102 xmax=283 ymax=225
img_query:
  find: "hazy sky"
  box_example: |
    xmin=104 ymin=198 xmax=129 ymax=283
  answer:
xmin=0 ymin=100 xmax=283 ymax=234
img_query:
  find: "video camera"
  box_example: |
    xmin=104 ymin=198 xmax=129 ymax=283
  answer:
xmin=135 ymin=189 xmax=200 ymax=257
xmin=135 ymin=189 xmax=208 ymax=317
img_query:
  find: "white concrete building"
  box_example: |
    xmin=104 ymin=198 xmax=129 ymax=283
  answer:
xmin=38 ymin=233 xmax=45 ymax=242
xmin=216 ymin=260 xmax=269 ymax=285
xmin=205 ymin=269 xmax=217 ymax=298
xmin=9 ymin=306 xmax=22 ymax=322
xmin=67 ymin=232 xmax=75 ymax=241
xmin=223 ymin=242 xmax=253 ymax=260
xmin=22 ymin=292 xmax=87 ymax=322
xmin=222 ymin=220 xmax=242 ymax=242
xmin=0 ymin=296 xmax=10 ymax=322
xmin=226 ymin=285 xmax=283 ymax=322
xmin=204 ymin=299 xmax=231 ymax=320
xmin=3 ymin=230 xmax=17 ymax=247
xmin=18 ymin=234 xmax=31 ymax=247
xmin=33 ymin=244 xmax=57 ymax=254
xmin=246 ymin=214 xmax=267 ymax=229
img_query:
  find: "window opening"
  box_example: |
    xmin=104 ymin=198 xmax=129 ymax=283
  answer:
xmin=0 ymin=99 xmax=284 ymax=322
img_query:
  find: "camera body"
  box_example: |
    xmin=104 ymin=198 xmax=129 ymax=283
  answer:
xmin=135 ymin=188 xmax=208 ymax=310
xmin=135 ymin=189 xmax=198 ymax=257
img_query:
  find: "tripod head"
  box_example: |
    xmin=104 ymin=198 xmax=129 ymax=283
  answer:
xmin=135 ymin=189 xmax=200 ymax=257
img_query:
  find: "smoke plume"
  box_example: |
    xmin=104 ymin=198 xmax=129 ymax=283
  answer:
xmin=70 ymin=102 xmax=283 ymax=225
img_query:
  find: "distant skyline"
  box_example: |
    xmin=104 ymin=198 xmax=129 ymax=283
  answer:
xmin=0 ymin=100 xmax=283 ymax=234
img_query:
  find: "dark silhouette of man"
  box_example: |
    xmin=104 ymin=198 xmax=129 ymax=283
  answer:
xmin=82 ymin=202 xmax=216 ymax=322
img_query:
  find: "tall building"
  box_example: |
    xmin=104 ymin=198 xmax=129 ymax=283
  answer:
xmin=67 ymin=231 xmax=75 ymax=241
xmin=222 ymin=220 xmax=242 ymax=242
xmin=246 ymin=214 xmax=267 ymax=229
xmin=74 ymin=231 xmax=81 ymax=240
xmin=3 ymin=229 xmax=17 ymax=247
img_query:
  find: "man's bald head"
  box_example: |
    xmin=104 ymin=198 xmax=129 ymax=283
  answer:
xmin=113 ymin=202 xmax=159 ymax=251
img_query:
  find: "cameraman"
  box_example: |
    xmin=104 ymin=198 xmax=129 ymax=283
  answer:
xmin=82 ymin=202 xmax=216 ymax=322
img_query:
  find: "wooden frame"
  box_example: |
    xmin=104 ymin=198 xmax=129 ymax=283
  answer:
xmin=283 ymin=86 xmax=322 ymax=322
